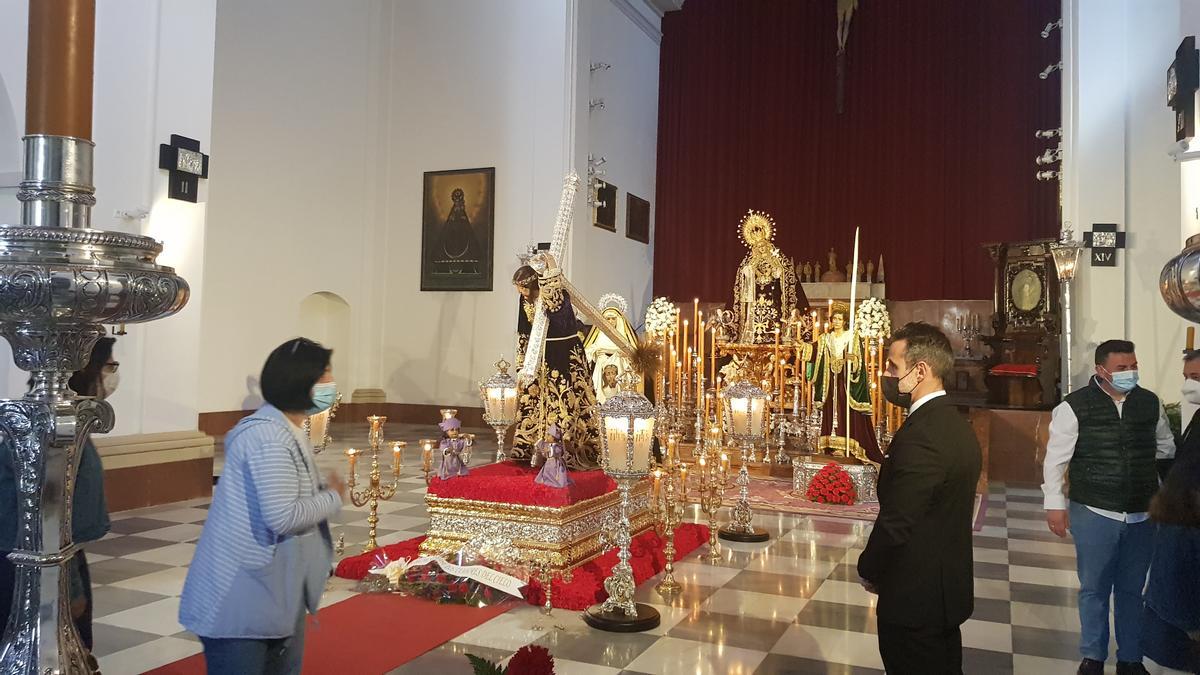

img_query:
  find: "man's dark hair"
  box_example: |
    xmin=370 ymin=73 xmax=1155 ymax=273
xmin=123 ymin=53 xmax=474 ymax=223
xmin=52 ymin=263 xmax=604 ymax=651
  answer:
xmin=1095 ymin=339 xmax=1135 ymax=366
xmin=69 ymin=337 xmax=116 ymax=397
xmin=261 ymin=337 xmax=332 ymax=412
xmin=1150 ymin=454 xmax=1200 ymax=527
xmin=890 ymin=322 xmax=955 ymax=382
xmin=1184 ymin=349 xmax=1200 ymax=364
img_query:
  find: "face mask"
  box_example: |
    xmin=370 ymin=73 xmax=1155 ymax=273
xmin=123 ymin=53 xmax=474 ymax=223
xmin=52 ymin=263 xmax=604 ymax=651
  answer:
xmin=1102 ymin=368 xmax=1139 ymax=393
xmin=307 ymin=382 xmax=337 ymax=415
xmin=1183 ymin=379 xmax=1200 ymax=405
xmin=880 ymin=366 xmax=917 ymax=409
xmin=101 ymin=371 xmax=120 ymax=399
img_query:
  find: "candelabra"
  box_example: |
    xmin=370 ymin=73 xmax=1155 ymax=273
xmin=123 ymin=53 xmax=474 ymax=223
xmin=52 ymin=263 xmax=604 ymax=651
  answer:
xmin=651 ymin=460 xmax=686 ymax=597
xmin=304 ymin=391 xmax=342 ymax=454
xmin=719 ymin=380 xmax=771 ymax=543
xmin=345 ymin=416 xmax=404 ymax=552
xmin=480 ymin=357 xmax=518 ymax=462
xmin=693 ymin=451 xmax=730 ymax=563
xmin=957 ymin=322 xmax=980 ymax=358
xmin=585 ymin=373 xmax=660 ymax=632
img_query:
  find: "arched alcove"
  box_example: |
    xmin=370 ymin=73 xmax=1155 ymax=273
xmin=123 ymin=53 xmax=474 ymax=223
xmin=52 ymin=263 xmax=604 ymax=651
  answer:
xmin=298 ymin=292 xmax=353 ymax=392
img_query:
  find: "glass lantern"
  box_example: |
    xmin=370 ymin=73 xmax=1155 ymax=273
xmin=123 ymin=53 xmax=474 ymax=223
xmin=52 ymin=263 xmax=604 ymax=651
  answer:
xmin=479 ymin=358 xmax=519 ymax=462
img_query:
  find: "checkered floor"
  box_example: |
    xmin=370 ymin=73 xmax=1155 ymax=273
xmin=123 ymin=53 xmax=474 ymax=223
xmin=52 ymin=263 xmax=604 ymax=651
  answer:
xmin=86 ymin=423 xmax=1101 ymax=674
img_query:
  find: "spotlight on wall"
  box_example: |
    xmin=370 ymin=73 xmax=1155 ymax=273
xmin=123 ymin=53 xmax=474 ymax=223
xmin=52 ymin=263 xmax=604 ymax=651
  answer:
xmin=590 ymin=62 xmax=612 ymax=73
xmin=1035 ymin=147 xmax=1063 ymax=166
xmin=1039 ymin=62 xmax=1064 ymax=79
xmin=1035 ymin=170 xmax=1061 ymax=181
xmin=1041 ymin=19 xmax=1063 ymax=39
xmin=589 ymin=98 xmax=606 ymax=112
xmin=1035 ymin=128 xmax=1063 ymax=139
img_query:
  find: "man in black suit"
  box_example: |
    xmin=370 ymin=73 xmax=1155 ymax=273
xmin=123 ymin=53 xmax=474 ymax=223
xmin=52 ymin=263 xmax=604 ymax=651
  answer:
xmin=1176 ymin=350 xmax=1200 ymax=466
xmin=857 ymin=322 xmax=982 ymax=674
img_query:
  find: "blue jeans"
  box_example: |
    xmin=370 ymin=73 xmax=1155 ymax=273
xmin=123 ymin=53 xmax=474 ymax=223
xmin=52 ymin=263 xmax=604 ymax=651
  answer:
xmin=1069 ymin=501 xmax=1155 ymax=663
xmin=199 ymin=608 xmax=307 ymax=675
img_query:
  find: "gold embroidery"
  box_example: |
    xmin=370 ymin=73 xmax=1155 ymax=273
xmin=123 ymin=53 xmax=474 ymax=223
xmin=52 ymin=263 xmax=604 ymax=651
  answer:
xmin=539 ymin=272 xmax=565 ymax=313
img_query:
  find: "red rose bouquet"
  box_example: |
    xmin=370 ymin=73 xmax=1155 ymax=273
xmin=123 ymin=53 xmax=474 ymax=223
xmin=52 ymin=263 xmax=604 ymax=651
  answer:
xmin=468 ymin=644 xmax=555 ymax=675
xmin=805 ymin=462 xmax=857 ymax=505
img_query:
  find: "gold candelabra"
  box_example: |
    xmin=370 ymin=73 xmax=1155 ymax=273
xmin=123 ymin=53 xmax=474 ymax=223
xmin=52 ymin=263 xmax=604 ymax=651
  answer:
xmin=346 ymin=415 xmax=404 ymax=553
xmin=693 ymin=451 xmax=730 ymax=563
xmin=651 ymin=441 xmax=688 ymax=596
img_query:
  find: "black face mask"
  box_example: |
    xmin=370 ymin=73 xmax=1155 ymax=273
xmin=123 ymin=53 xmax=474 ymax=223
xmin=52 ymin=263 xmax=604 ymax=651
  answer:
xmin=880 ymin=366 xmax=917 ymax=409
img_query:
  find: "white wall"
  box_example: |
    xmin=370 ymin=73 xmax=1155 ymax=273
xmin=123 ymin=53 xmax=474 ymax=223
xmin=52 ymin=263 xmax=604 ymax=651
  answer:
xmin=200 ymin=0 xmax=663 ymax=412
xmin=1064 ymin=0 xmax=1193 ymax=400
xmin=0 ymin=0 xmax=216 ymax=436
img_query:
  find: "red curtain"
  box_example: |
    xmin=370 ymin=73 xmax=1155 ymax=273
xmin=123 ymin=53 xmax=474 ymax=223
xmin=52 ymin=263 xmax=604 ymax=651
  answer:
xmin=654 ymin=0 xmax=1060 ymax=303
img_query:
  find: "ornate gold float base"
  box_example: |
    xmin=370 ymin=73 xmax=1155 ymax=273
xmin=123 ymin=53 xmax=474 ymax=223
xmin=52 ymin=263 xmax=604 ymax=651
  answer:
xmin=419 ymin=482 xmax=654 ymax=576
xmin=791 ymin=455 xmax=879 ymax=503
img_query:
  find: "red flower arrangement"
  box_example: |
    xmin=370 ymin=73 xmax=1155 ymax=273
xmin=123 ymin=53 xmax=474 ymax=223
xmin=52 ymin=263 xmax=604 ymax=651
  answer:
xmin=468 ymin=644 xmax=555 ymax=675
xmin=805 ymin=462 xmax=857 ymax=505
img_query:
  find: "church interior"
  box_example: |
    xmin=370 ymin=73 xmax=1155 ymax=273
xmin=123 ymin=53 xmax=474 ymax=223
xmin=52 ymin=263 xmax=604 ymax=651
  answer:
xmin=2 ymin=0 xmax=1200 ymax=673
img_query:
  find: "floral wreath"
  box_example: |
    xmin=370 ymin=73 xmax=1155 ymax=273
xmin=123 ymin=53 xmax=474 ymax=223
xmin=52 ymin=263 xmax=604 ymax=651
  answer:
xmin=644 ymin=296 xmax=679 ymax=335
xmin=856 ymin=297 xmax=891 ymax=340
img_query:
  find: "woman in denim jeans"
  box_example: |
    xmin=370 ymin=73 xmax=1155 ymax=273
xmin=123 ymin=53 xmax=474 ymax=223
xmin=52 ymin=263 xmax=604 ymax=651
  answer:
xmin=1143 ymin=454 xmax=1200 ymax=674
xmin=180 ymin=338 xmax=346 ymax=674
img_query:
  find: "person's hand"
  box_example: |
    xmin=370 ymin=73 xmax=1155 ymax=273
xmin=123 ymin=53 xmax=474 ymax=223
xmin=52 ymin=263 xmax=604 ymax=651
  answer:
xmin=1046 ymin=509 xmax=1069 ymax=538
xmin=860 ymin=578 xmax=878 ymax=594
xmin=325 ymin=472 xmax=347 ymax=499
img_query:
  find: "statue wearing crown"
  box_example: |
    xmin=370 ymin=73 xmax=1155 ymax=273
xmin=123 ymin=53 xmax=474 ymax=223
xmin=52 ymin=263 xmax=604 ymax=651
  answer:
xmin=731 ymin=211 xmax=805 ymax=345
xmin=583 ymin=294 xmax=641 ymax=404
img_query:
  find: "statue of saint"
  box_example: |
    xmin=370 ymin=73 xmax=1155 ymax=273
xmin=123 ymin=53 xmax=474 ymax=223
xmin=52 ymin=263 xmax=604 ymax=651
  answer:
xmin=583 ymin=300 xmax=640 ymax=403
xmin=511 ymin=253 xmax=601 ymax=468
xmin=730 ymin=211 xmax=807 ymax=344
xmin=821 ymin=248 xmax=847 ymax=282
xmin=801 ymin=262 xmax=812 ymax=283
xmin=811 ymin=302 xmax=884 ymax=465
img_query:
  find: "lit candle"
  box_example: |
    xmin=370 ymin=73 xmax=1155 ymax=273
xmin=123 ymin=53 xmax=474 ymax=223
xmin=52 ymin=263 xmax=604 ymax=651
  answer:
xmin=392 ymin=442 xmax=403 ymax=476
xmin=683 ymin=319 xmax=690 ymax=383
xmin=347 ymin=448 xmax=358 ymax=477
xmin=720 ymin=452 xmax=730 ymax=476
xmin=421 ymin=440 xmax=433 ymax=472
xmin=679 ymin=464 xmax=688 ymax=494
xmin=653 ymin=469 xmax=662 ymax=501
xmin=693 ymin=298 xmax=699 ymax=354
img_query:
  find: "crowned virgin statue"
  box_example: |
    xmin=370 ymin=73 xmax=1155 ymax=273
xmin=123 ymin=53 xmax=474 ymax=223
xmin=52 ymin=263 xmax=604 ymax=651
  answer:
xmin=583 ymin=295 xmax=641 ymax=404
xmin=731 ymin=211 xmax=806 ymax=344
xmin=811 ymin=302 xmax=884 ymax=465
xmin=510 ymin=252 xmax=601 ymax=469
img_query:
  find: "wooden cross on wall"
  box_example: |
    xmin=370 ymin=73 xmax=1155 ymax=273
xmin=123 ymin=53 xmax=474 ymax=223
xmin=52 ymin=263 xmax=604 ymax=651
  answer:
xmin=158 ymin=134 xmax=209 ymax=203
xmin=1084 ymin=223 xmax=1126 ymax=267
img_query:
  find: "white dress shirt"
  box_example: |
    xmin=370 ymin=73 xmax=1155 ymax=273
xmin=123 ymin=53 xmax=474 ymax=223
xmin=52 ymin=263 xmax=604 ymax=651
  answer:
xmin=908 ymin=390 xmax=946 ymax=415
xmin=1042 ymin=378 xmax=1175 ymax=522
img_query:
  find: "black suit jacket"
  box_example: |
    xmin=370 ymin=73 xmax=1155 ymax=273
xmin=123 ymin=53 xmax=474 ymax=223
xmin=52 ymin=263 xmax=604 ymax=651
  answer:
xmin=1178 ymin=411 xmax=1200 ymax=464
xmin=857 ymin=394 xmax=982 ymax=629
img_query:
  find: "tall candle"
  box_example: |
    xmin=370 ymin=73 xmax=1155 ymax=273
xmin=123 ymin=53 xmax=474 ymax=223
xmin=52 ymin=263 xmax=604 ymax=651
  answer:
xmin=347 ymin=448 xmax=358 ymax=478
xmin=1189 ymin=326 xmax=1196 ymax=351
xmin=693 ymin=298 xmax=699 ymax=353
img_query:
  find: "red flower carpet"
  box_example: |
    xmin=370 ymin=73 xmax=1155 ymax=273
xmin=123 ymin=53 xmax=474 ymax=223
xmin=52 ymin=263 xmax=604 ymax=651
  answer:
xmin=335 ymin=523 xmax=710 ymax=610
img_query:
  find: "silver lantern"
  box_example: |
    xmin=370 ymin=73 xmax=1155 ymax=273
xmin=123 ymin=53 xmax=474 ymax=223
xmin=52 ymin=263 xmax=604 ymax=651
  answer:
xmin=718 ymin=379 xmax=771 ymax=543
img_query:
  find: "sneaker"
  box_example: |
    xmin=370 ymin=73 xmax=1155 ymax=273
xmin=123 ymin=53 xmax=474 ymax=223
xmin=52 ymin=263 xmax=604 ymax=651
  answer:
xmin=1115 ymin=662 xmax=1150 ymax=675
xmin=1077 ymin=659 xmax=1104 ymax=675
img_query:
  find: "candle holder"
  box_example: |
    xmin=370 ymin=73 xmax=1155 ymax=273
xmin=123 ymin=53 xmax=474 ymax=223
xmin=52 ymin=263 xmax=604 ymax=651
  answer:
xmin=419 ymin=438 xmax=436 ymax=484
xmin=345 ymin=415 xmax=404 ymax=553
xmin=651 ymin=462 xmax=685 ymax=597
xmin=304 ymin=391 xmax=342 ymax=454
xmin=957 ymin=321 xmax=980 ymax=358
xmin=719 ymin=380 xmax=771 ymax=543
xmin=585 ymin=373 xmax=660 ymax=632
xmin=693 ymin=452 xmax=730 ymax=564
xmin=480 ymin=357 xmax=519 ymax=462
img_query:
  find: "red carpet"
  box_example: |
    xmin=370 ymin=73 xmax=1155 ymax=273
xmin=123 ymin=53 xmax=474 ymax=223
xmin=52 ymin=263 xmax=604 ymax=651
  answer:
xmin=144 ymin=593 xmax=511 ymax=675
xmin=336 ymin=524 xmax=711 ymax=611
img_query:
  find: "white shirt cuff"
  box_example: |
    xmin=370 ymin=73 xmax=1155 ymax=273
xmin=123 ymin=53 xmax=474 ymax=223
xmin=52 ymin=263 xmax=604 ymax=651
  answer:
xmin=1043 ymin=494 xmax=1068 ymax=511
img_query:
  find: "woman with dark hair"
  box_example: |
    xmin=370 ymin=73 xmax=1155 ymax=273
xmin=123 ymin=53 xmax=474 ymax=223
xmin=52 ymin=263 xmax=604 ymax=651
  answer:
xmin=510 ymin=253 xmax=600 ymax=469
xmin=0 ymin=337 xmax=117 ymax=653
xmin=180 ymin=338 xmax=346 ymax=674
xmin=1142 ymin=454 xmax=1200 ymax=674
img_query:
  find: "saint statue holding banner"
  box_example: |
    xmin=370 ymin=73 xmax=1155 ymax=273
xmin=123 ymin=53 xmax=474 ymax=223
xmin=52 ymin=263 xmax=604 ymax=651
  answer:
xmin=811 ymin=302 xmax=884 ymax=465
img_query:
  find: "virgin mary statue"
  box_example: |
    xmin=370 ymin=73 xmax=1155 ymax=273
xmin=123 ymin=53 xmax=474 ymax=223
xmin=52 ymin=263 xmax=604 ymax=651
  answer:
xmin=811 ymin=302 xmax=884 ymax=465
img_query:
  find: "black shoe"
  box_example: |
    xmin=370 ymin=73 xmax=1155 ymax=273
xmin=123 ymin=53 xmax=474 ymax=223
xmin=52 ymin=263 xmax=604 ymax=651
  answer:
xmin=1077 ymin=659 xmax=1104 ymax=675
xmin=1115 ymin=662 xmax=1150 ymax=675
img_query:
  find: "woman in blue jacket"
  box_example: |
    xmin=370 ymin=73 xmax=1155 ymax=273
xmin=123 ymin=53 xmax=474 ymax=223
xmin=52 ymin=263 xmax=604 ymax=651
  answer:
xmin=180 ymin=338 xmax=345 ymax=674
xmin=1143 ymin=453 xmax=1200 ymax=674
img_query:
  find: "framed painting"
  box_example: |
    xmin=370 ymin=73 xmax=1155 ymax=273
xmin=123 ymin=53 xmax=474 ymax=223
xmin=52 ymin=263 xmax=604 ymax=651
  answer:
xmin=420 ymin=167 xmax=495 ymax=291
xmin=626 ymin=193 xmax=650 ymax=244
xmin=594 ymin=180 xmax=617 ymax=232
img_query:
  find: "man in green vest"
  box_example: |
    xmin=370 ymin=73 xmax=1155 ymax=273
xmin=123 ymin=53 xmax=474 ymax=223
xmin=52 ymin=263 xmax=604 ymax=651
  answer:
xmin=1043 ymin=340 xmax=1176 ymax=675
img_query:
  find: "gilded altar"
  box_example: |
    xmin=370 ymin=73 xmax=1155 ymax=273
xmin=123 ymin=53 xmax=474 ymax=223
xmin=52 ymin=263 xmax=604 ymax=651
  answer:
xmin=419 ymin=471 xmax=653 ymax=574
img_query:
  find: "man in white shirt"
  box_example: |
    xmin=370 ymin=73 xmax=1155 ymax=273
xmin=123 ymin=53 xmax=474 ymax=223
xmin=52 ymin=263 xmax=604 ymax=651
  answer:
xmin=1043 ymin=340 xmax=1174 ymax=675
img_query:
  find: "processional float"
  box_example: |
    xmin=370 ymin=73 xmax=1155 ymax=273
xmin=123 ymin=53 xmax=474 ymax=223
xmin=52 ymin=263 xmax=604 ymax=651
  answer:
xmin=0 ymin=2 xmax=189 ymax=673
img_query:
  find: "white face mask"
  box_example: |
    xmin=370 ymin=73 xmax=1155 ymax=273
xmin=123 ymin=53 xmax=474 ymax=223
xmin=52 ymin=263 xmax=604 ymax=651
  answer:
xmin=1183 ymin=379 xmax=1200 ymax=405
xmin=101 ymin=371 xmax=120 ymax=399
